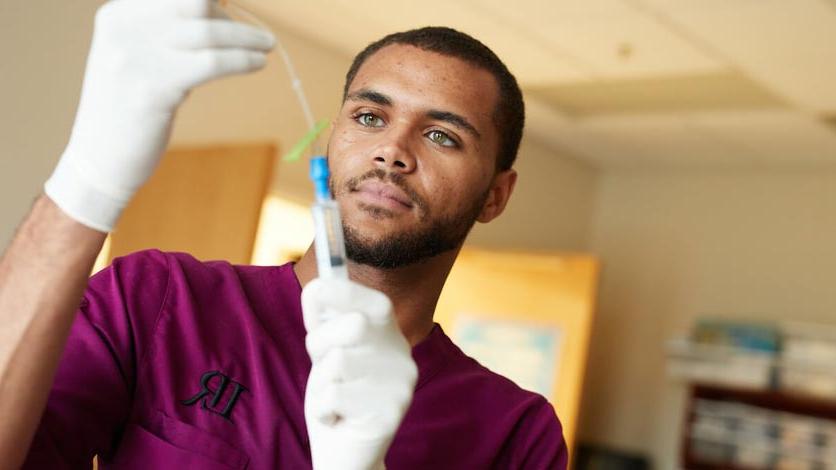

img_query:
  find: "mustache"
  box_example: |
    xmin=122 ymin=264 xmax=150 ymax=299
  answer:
xmin=345 ymin=169 xmax=429 ymax=214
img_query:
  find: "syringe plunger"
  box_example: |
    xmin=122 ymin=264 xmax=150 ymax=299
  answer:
xmin=310 ymin=157 xmax=348 ymax=279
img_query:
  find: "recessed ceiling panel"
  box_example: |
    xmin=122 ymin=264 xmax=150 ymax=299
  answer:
xmin=540 ymin=14 xmax=723 ymax=79
xmin=245 ymin=0 xmax=587 ymax=84
xmin=523 ymin=96 xmax=572 ymax=144
xmin=475 ymin=0 xmax=636 ymax=23
xmin=346 ymin=0 xmax=589 ymax=83
xmin=243 ymin=0 xmax=378 ymax=55
xmin=690 ymin=110 xmax=836 ymax=164
xmin=638 ymin=0 xmax=836 ymax=111
xmin=473 ymin=0 xmax=724 ymax=79
xmin=360 ymin=0 xmax=587 ymax=83
xmin=526 ymin=71 xmax=787 ymax=116
xmin=547 ymin=115 xmax=754 ymax=168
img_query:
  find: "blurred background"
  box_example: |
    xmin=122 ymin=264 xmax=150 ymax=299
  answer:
xmin=5 ymin=0 xmax=836 ymax=468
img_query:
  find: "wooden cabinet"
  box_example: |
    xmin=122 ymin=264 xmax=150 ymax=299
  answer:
xmin=106 ymin=143 xmax=276 ymax=264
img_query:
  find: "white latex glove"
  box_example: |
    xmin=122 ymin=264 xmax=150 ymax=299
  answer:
xmin=302 ymin=278 xmax=418 ymax=470
xmin=45 ymin=0 xmax=275 ymax=231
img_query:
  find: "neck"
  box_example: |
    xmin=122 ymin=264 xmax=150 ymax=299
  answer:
xmin=293 ymin=244 xmax=460 ymax=346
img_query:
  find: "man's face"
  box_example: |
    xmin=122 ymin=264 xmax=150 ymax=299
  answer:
xmin=327 ymin=44 xmax=503 ymax=268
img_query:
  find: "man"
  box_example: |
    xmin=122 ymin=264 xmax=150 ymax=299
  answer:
xmin=0 ymin=0 xmax=567 ymax=468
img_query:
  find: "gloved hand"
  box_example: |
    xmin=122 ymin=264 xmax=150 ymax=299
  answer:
xmin=302 ymin=278 xmax=418 ymax=470
xmin=45 ymin=0 xmax=275 ymax=231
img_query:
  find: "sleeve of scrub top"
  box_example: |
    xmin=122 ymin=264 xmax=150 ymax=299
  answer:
xmin=21 ymin=250 xmax=171 ymax=469
xmin=509 ymin=398 xmax=570 ymax=470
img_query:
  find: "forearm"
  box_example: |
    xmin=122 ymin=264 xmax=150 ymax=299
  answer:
xmin=0 ymin=194 xmax=106 ymax=466
xmin=0 ymin=1 xmax=273 ymax=463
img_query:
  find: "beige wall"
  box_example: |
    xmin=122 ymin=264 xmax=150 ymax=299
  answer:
xmin=0 ymin=1 xmax=99 ymax=248
xmin=579 ymin=169 xmax=836 ymax=468
xmin=468 ymin=138 xmax=598 ymax=252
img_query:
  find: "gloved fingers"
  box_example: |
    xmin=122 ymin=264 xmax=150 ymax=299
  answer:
xmin=302 ymin=279 xmax=353 ymax=318
xmin=308 ymin=384 xmax=343 ymax=426
xmin=167 ymin=19 xmax=275 ymax=51
xmin=306 ymin=358 xmax=349 ymax=427
xmin=164 ymin=0 xmax=213 ymax=18
xmin=105 ymin=0 xmax=219 ymax=22
xmin=179 ymin=49 xmax=267 ymax=88
xmin=302 ymin=279 xmax=357 ymax=331
xmin=307 ymin=346 xmax=382 ymax=386
xmin=306 ymin=311 xmax=368 ymax=361
xmin=307 ymin=347 xmax=349 ymax=388
xmin=312 ymin=381 xmax=413 ymax=433
xmin=309 ymin=345 xmax=416 ymax=387
xmin=302 ymin=278 xmax=394 ymax=329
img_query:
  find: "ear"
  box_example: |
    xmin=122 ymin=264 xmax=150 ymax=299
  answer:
xmin=477 ymin=169 xmax=517 ymax=223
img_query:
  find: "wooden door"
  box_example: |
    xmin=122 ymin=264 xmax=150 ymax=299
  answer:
xmin=435 ymin=248 xmax=599 ymax=455
xmin=107 ymin=143 xmax=276 ymax=265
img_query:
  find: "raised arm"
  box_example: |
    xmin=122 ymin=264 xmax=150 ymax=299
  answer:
xmin=0 ymin=197 xmax=106 ymax=467
xmin=0 ymin=0 xmax=274 ymax=466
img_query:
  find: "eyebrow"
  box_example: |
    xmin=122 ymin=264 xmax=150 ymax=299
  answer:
xmin=346 ymin=89 xmax=392 ymax=106
xmin=346 ymin=87 xmax=482 ymax=140
xmin=427 ymin=110 xmax=481 ymax=140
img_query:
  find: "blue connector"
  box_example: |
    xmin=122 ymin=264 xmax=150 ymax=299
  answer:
xmin=308 ymin=156 xmax=348 ymax=279
xmin=309 ymin=156 xmax=331 ymax=201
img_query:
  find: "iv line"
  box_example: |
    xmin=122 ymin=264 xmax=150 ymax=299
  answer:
xmin=218 ymin=1 xmax=346 ymax=280
xmin=220 ymin=1 xmax=323 ymax=156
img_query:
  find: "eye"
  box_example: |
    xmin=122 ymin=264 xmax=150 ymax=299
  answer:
xmin=355 ymin=112 xmax=385 ymax=128
xmin=426 ymin=130 xmax=458 ymax=148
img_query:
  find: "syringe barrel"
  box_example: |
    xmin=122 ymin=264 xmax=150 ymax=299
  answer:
xmin=312 ymin=199 xmax=348 ymax=279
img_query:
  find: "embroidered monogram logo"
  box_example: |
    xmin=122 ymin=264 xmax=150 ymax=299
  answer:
xmin=181 ymin=370 xmax=247 ymax=420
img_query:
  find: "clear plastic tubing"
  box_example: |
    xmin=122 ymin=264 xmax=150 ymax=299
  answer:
xmin=221 ymin=0 xmax=323 ymax=155
xmin=220 ymin=1 xmax=340 ymax=275
xmin=310 ymin=157 xmax=348 ymax=279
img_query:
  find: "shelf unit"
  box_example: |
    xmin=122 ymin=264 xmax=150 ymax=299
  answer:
xmin=682 ymin=383 xmax=836 ymax=469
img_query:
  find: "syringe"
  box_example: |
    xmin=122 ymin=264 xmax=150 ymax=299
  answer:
xmin=216 ymin=2 xmax=341 ymax=276
xmin=310 ymin=157 xmax=349 ymax=280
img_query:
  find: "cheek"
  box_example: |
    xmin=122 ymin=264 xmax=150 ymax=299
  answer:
xmin=329 ymin=128 xmax=358 ymax=156
xmin=456 ymin=167 xmax=493 ymax=207
xmin=421 ymin=168 xmax=477 ymax=215
xmin=327 ymin=132 xmax=362 ymax=183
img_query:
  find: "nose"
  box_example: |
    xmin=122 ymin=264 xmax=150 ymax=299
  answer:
xmin=372 ymin=130 xmax=417 ymax=173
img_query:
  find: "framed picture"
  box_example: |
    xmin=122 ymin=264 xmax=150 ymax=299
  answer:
xmin=435 ymin=248 xmax=599 ymax=452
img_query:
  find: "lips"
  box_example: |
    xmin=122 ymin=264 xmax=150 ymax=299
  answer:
xmin=355 ymin=180 xmax=414 ymax=209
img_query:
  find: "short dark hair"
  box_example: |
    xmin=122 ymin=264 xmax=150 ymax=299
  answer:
xmin=343 ymin=27 xmax=525 ymax=172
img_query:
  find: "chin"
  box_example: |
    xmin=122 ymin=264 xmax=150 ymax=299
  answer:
xmin=344 ymin=218 xmax=408 ymax=243
xmin=345 ymin=201 xmax=413 ymax=227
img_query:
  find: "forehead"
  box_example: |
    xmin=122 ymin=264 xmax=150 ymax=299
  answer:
xmin=347 ymin=44 xmax=499 ymax=135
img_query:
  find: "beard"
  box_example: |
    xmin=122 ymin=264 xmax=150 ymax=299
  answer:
xmin=333 ymin=168 xmax=490 ymax=269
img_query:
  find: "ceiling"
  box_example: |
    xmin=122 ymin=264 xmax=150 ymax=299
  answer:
xmin=240 ymin=0 xmax=836 ymax=170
